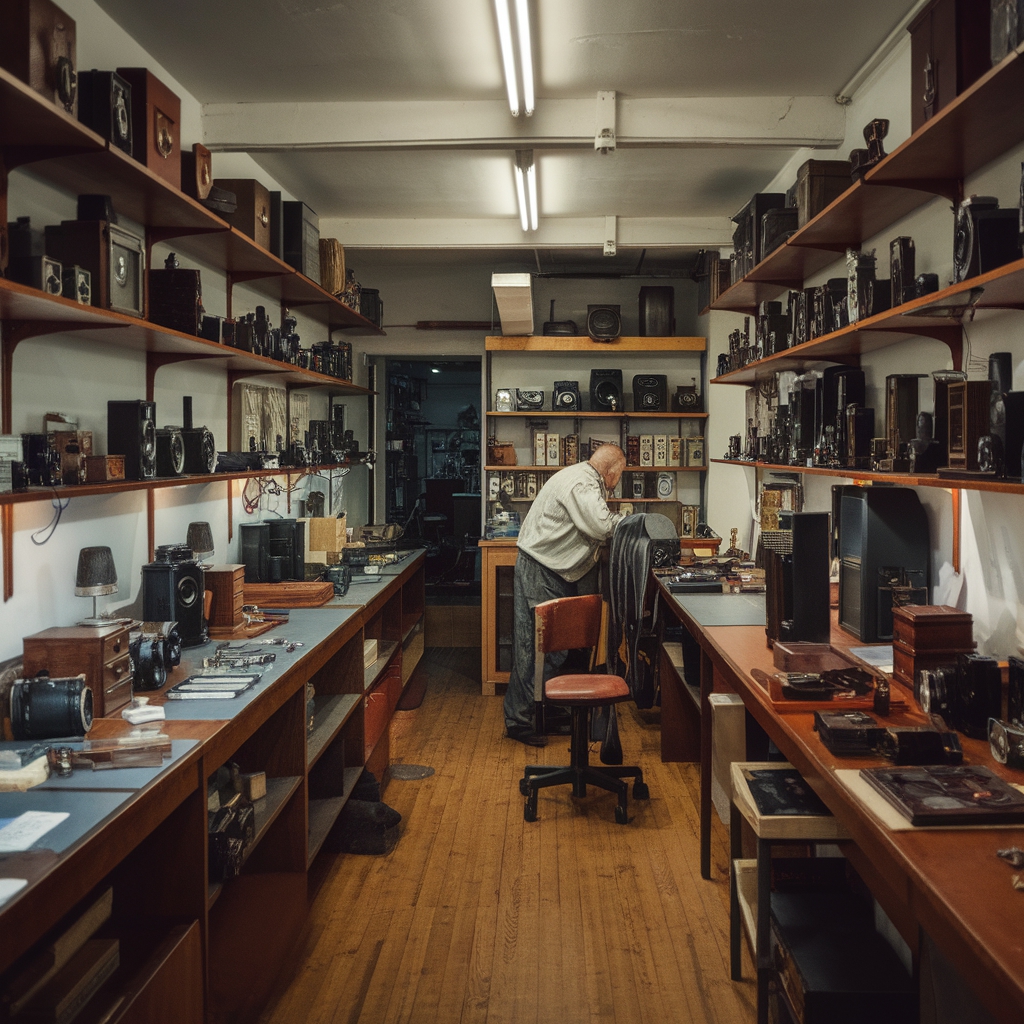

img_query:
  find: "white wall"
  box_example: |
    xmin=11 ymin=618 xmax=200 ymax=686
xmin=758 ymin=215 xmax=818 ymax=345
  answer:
xmin=704 ymin=36 xmax=1024 ymax=657
xmin=0 ymin=0 xmax=367 ymax=658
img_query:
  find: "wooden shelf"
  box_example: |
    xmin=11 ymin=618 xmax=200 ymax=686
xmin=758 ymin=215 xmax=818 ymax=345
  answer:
xmin=307 ymin=693 xmax=361 ymax=768
xmin=0 ymin=65 xmax=105 ymax=156
xmin=0 ymin=463 xmax=355 ymax=508
xmin=709 ymin=458 xmax=1024 ymax=496
xmin=240 ymin=775 xmax=303 ymax=869
xmin=485 ymin=464 xmax=704 ymax=472
xmin=710 ymin=47 xmax=1024 ymax=316
xmin=307 ymin=766 xmax=362 ymax=866
xmin=486 ymin=335 xmax=706 ymax=352
xmin=364 ymin=640 xmax=400 ymax=691
xmin=663 ymin=642 xmax=701 ymax=712
xmin=486 ymin=411 xmax=708 ymax=419
xmin=709 ymin=254 xmax=1024 ymax=385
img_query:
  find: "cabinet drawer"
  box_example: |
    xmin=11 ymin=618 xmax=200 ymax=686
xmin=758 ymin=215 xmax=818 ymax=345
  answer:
xmin=103 ymin=629 xmax=128 ymax=660
xmin=101 ymin=654 xmax=133 ymax=716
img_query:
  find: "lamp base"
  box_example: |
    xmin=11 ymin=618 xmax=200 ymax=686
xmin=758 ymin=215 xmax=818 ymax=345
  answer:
xmin=77 ymin=617 xmax=114 ymax=628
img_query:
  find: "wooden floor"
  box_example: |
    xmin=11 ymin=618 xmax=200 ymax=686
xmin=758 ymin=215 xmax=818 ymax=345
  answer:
xmin=259 ymin=648 xmax=756 ymax=1024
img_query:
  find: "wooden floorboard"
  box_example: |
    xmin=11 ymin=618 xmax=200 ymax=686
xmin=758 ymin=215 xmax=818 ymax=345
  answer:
xmin=259 ymin=647 xmax=755 ymax=1024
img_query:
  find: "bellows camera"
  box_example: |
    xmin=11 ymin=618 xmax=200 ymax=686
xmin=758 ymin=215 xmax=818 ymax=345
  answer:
xmin=587 ymin=304 xmax=621 ymax=342
xmin=10 ymin=675 xmax=93 ymax=740
xmin=142 ymin=544 xmax=207 ymax=647
xmin=632 ymin=375 xmax=667 ymax=412
xmin=590 ymin=369 xmax=623 ymax=412
xmin=553 ymin=381 xmax=581 ymax=411
xmin=108 ymin=399 xmax=156 ymax=480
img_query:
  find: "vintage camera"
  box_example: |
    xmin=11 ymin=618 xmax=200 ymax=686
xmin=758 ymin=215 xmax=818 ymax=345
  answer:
xmin=954 ymin=196 xmax=1023 ymax=282
xmin=142 ymin=545 xmax=206 ymax=647
xmin=632 ymin=374 xmax=667 ymax=412
xmin=116 ymin=67 xmax=181 ymax=190
xmin=174 ymin=397 xmax=217 ymax=475
xmin=586 ymin=305 xmax=621 ymax=342
xmin=877 ymin=727 xmax=963 ymax=766
xmin=590 ymin=369 xmax=623 ymax=412
xmin=22 ymin=433 xmax=62 ymax=486
xmin=989 ymin=718 xmax=1024 ymax=769
xmin=0 ymin=0 xmax=78 ymax=115
xmin=9 ymin=674 xmax=93 ymax=740
xmin=45 ymin=220 xmax=145 ymax=317
xmin=552 ymin=381 xmax=581 ymax=411
xmin=956 ymin=652 xmax=1002 ymax=739
xmin=890 ymin=236 xmax=916 ymax=307
xmin=77 ymin=70 xmax=132 ymax=155
xmin=515 ymin=389 xmax=544 ymax=412
xmin=128 ymin=631 xmax=167 ymax=691
xmin=9 ymin=254 xmax=63 ymax=295
xmin=917 ymin=665 xmax=957 ymax=726
xmin=181 ymin=143 xmax=213 ymax=201
xmin=155 ymin=427 xmax=186 ymax=477
xmin=148 ymin=252 xmax=203 ymax=336
xmin=283 ymin=201 xmax=321 ymax=284
xmin=139 ymin=620 xmax=182 ymax=670
xmin=108 ymin=399 xmax=156 ymax=480
xmin=61 ymin=264 xmax=91 ymax=304
xmin=671 ymin=379 xmax=702 ymax=413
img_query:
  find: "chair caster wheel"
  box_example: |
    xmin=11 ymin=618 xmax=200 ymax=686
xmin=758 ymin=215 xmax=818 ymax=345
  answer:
xmin=615 ymin=805 xmax=628 ymax=825
xmin=519 ymin=778 xmax=530 ymax=797
xmin=633 ymin=781 xmax=650 ymax=800
xmin=524 ymin=802 xmax=537 ymax=822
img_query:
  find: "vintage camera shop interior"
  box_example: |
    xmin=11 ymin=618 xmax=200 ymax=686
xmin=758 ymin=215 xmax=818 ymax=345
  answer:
xmin=3 ymin=0 xmax=1024 ymax=1022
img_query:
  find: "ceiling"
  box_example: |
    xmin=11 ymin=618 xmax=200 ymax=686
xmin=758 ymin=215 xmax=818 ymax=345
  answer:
xmin=97 ymin=0 xmax=920 ymax=267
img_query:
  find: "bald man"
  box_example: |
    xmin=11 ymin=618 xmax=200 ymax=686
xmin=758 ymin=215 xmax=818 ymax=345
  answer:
xmin=503 ymin=444 xmax=627 ymax=746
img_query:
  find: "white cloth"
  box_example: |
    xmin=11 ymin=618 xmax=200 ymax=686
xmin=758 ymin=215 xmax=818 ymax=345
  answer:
xmin=517 ymin=462 xmax=624 ymax=582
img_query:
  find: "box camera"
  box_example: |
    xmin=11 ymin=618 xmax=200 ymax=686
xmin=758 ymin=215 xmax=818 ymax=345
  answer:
xmin=552 ymin=381 xmax=581 ymax=411
xmin=0 ymin=0 xmax=78 ymax=115
xmin=954 ymin=196 xmax=1023 ymax=282
xmin=181 ymin=143 xmax=213 ymax=201
xmin=142 ymin=544 xmax=206 ymax=647
xmin=586 ymin=305 xmax=621 ymax=342
xmin=22 ymin=433 xmax=61 ymax=486
xmin=107 ymin=399 xmax=156 ymax=480
xmin=176 ymin=396 xmax=216 ymax=474
xmin=516 ymin=389 xmax=544 ymax=412
xmin=590 ymin=369 xmax=623 ymax=412
xmin=61 ymin=264 xmax=91 ymax=304
xmin=77 ymin=70 xmax=132 ymax=155
xmin=156 ymin=427 xmax=186 ymax=477
xmin=283 ymin=201 xmax=321 ymax=284
xmin=148 ymin=252 xmax=203 ymax=336
xmin=214 ymin=178 xmax=272 ymax=250
xmin=672 ymin=379 xmax=703 ymax=413
xmin=45 ymin=220 xmax=145 ymax=317
xmin=9 ymin=254 xmax=63 ymax=296
xmin=633 ymin=374 xmax=667 ymax=412
xmin=116 ymin=67 xmax=181 ymax=189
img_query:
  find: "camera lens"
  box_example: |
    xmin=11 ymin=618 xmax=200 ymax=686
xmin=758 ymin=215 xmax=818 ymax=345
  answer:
xmin=10 ymin=676 xmax=93 ymax=740
xmin=990 ymin=718 xmax=1024 ymax=768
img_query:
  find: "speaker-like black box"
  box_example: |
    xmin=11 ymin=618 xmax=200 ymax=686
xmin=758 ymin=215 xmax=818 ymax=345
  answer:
xmin=282 ymin=201 xmax=320 ymax=283
xmin=268 ymin=518 xmax=305 ymax=581
xmin=590 ymin=369 xmax=623 ymax=412
xmin=638 ymin=286 xmax=674 ymax=336
xmin=240 ymin=523 xmax=270 ymax=583
xmin=142 ymin=550 xmax=206 ymax=647
xmin=790 ymin=512 xmax=831 ymax=644
xmin=632 ymin=374 xmax=668 ymax=413
xmin=107 ymin=400 xmax=156 ymax=480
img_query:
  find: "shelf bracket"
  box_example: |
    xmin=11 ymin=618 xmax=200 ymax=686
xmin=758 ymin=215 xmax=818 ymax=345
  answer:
xmin=145 ymin=351 xmax=222 ymax=403
xmin=913 ymin=324 xmax=964 ymax=371
xmin=952 ymin=488 xmax=962 ymax=574
xmin=226 ymin=271 xmax=288 ymax=321
xmin=1 ymin=144 xmax=99 ymax=172
xmin=867 ymin=177 xmax=961 ymax=203
xmin=2 ymin=504 xmax=11 ymax=602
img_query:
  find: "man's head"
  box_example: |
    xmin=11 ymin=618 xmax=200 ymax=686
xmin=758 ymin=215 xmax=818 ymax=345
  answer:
xmin=589 ymin=444 xmax=627 ymax=490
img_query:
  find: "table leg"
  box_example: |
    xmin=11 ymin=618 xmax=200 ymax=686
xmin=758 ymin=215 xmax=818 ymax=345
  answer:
xmin=699 ymin=645 xmax=713 ymax=880
xmin=730 ymin=800 xmax=742 ymax=981
xmin=756 ymin=836 xmax=771 ymax=1024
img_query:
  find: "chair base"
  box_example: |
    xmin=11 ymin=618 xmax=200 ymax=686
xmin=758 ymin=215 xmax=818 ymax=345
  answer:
xmin=521 ymin=705 xmax=647 ymax=825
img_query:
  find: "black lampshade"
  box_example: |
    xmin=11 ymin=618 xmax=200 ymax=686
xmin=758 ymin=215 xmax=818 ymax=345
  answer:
xmin=186 ymin=521 xmax=215 ymax=559
xmin=74 ymin=546 xmax=118 ymax=597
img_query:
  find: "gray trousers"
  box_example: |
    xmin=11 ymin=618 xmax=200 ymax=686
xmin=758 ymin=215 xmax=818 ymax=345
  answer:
xmin=503 ymin=551 xmax=598 ymax=731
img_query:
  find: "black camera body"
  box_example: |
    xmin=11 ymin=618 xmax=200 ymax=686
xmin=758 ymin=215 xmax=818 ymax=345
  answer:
xmin=77 ymin=70 xmax=133 ymax=155
xmin=632 ymin=374 xmax=667 ymax=412
xmin=590 ymin=369 xmax=623 ymax=412
xmin=552 ymin=380 xmax=581 ymax=412
xmin=142 ymin=545 xmax=206 ymax=647
xmin=515 ymin=389 xmax=544 ymax=412
xmin=586 ymin=304 xmax=621 ymax=342
xmin=954 ymin=196 xmax=1023 ymax=282
xmin=22 ymin=433 xmax=62 ymax=487
xmin=156 ymin=427 xmax=186 ymax=477
xmin=129 ymin=631 xmax=168 ymax=691
xmin=955 ymin=653 xmax=1002 ymax=739
xmin=10 ymin=674 xmax=93 ymax=740
xmin=108 ymin=400 xmax=156 ymax=480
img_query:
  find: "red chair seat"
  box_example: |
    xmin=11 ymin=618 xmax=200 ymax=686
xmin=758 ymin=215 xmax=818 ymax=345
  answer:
xmin=545 ymin=673 xmax=630 ymax=704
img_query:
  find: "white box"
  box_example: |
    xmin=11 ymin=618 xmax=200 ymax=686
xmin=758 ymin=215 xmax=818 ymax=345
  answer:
xmin=534 ymin=431 xmax=547 ymax=467
xmin=710 ymin=693 xmax=746 ymax=826
xmin=669 ymin=436 xmax=683 ymax=466
xmin=654 ymin=435 xmax=668 ymax=467
xmin=546 ymin=433 xmax=560 ymax=466
xmin=639 ymin=435 xmax=654 ymax=467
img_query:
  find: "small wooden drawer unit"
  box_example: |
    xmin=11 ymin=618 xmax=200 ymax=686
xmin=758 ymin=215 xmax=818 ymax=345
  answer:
xmin=22 ymin=623 xmax=132 ymax=719
xmin=206 ymin=564 xmax=246 ymax=629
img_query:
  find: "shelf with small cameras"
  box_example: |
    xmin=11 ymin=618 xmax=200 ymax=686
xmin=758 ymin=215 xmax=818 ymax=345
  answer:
xmin=708 ymin=42 xmax=1024 ymax=318
xmin=485 ymin=410 xmax=709 ymax=419
xmin=708 ymin=253 xmax=1024 ymax=386
xmin=485 ymin=464 xmax=705 ymax=473
xmin=0 ymin=64 xmax=385 ymax=338
xmin=484 ymin=335 xmax=705 ymax=352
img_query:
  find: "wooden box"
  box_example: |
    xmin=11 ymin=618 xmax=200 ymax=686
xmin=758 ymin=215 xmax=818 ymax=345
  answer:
xmin=116 ymin=68 xmax=182 ymax=190
xmin=51 ymin=429 xmax=92 ymax=485
xmin=85 ymin=454 xmax=125 ymax=482
xmin=318 ymin=238 xmax=345 ymax=296
xmin=213 ymin=179 xmax=271 ymax=250
xmin=206 ymin=564 xmax=245 ymax=629
xmin=909 ymin=0 xmax=990 ymax=132
xmin=22 ymin=624 xmax=132 ymax=719
xmin=892 ymin=639 xmax=974 ymax=690
xmin=181 ymin=143 xmax=212 ymax=201
xmin=946 ymin=380 xmax=991 ymax=470
xmin=794 ymin=160 xmax=851 ymax=227
xmin=0 ymin=0 xmax=77 ymax=116
xmin=892 ymin=603 xmax=974 ymax=650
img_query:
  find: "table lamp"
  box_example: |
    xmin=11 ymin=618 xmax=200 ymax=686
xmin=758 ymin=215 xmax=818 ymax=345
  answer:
xmin=187 ymin=521 xmax=215 ymax=567
xmin=75 ymin=546 xmax=118 ymax=626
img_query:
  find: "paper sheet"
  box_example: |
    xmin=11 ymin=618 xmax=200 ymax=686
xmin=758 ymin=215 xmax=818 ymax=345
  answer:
xmin=0 ymin=878 xmax=28 ymax=906
xmin=848 ymin=645 xmax=894 ymax=675
xmin=0 ymin=811 xmax=69 ymax=852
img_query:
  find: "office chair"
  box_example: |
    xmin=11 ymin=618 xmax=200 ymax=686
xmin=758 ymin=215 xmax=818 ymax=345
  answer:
xmin=520 ymin=593 xmax=649 ymax=824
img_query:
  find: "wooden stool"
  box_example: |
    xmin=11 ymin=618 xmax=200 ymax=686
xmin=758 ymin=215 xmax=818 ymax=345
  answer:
xmin=729 ymin=761 xmax=850 ymax=1024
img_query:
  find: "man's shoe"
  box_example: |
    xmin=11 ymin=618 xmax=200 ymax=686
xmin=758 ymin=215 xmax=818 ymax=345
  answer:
xmin=507 ymin=726 xmax=548 ymax=747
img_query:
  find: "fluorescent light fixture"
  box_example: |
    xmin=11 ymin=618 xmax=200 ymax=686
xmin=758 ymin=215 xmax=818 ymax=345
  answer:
xmin=527 ymin=162 xmax=538 ymax=230
xmin=494 ymin=0 xmax=520 ymax=116
xmin=514 ymin=164 xmax=529 ymax=231
xmin=515 ymin=0 xmax=535 ymax=116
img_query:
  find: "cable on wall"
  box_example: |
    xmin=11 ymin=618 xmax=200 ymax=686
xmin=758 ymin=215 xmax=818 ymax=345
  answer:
xmin=30 ymin=493 xmax=70 ymax=546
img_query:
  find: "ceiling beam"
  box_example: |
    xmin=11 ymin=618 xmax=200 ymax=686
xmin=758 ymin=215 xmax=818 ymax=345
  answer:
xmin=202 ymin=96 xmax=844 ymax=153
xmin=316 ymin=215 xmax=734 ymax=248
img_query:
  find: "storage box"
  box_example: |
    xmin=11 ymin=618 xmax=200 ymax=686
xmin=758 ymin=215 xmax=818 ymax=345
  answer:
xmin=794 ymin=159 xmax=852 ymax=227
xmin=84 ymin=454 xmax=124 ymax=482
xmin=116 ymin=67 xmax=182 ymax=190
xmin=892 ymin=640 xmax=973 ymax=690
xmin=891 ymin=603 xmax=974 ymax=650
xmin=0 ymin=0 xmax=78 ymax=115
xmin=546 ymin=433 xmax=560 ymax=467
xmin=319 ymin=238 xmax=345 ymax=295
xmin=205 ymin=564 xmax=245 ymax=629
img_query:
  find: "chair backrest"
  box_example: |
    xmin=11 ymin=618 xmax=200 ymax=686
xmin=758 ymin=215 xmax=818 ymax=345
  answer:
xmin=534 ymin=594 xmax=603 ymax=656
